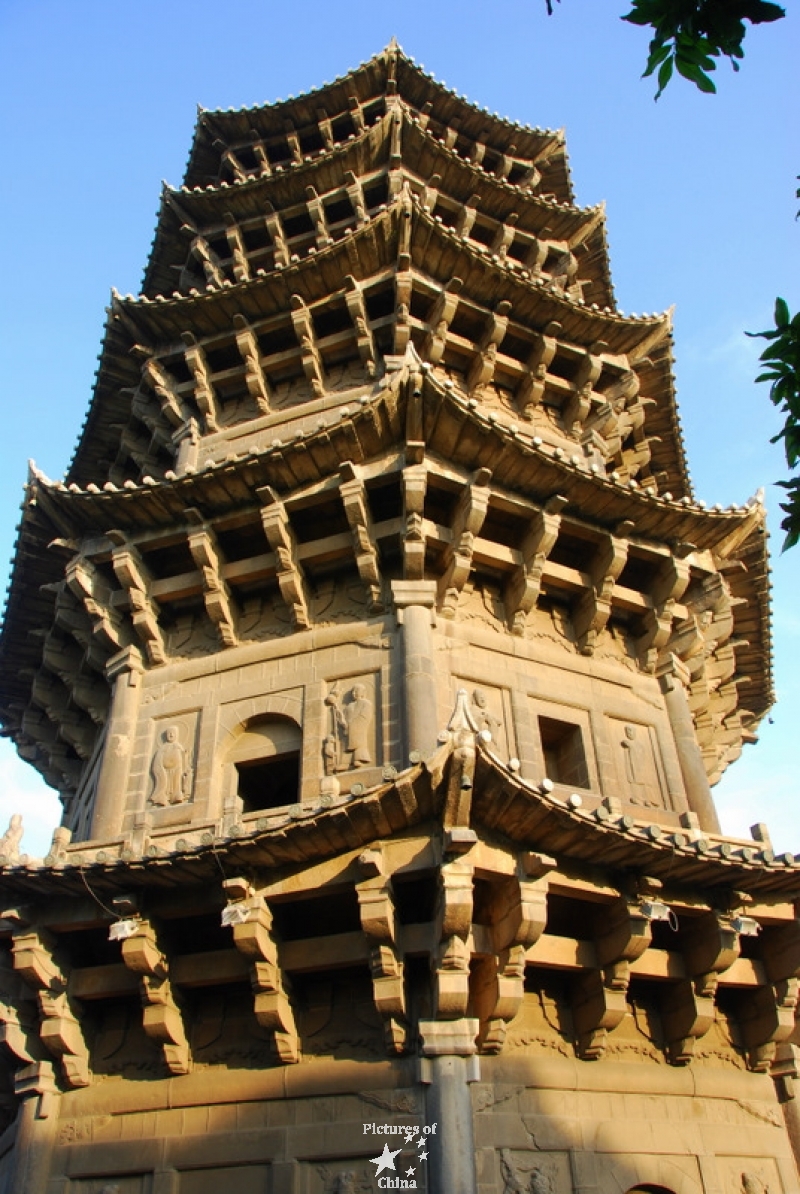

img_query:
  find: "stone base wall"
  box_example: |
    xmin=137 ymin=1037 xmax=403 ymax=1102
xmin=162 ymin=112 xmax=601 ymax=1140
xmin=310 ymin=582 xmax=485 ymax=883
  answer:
xmin=3 ymin=1054 xmax=795 ymax=1194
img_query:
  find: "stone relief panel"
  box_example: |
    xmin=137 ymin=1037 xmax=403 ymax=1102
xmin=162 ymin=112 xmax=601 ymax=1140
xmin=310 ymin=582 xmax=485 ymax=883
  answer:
xmin=178 ymin=1163 xmax=271 ymax=1194
xmin=503 ymin=982 xmax=573 ymax=1059
xmin=189 ymin=985 xmax=275 ymax=1069
xmin=310 ymin=1162 xmax=378 ymax=1194
xmin=720 ymin=1160 xmax=783 ymax=1194
xmin=68 ymin=1178 xmax=153 ymax=1194
xmin=147 ymin=714 xmax=200 ymax=810
xmin=87 ymin=999 xmax=162 ymax=1079
xmin=323 ymin=675 xmax=379 ymax=777
xmin=456 ymin=580 xmax=508 ymax=635
xmin=452 ymin=680 xmax=511 ymax=758
xmin=295 ymin=970 xmax=385 ymax=1060
xmin=498 ymin=1148 xmax=570 ymax=1194
xmin=607 ymin=716 xmax=666 ymax=810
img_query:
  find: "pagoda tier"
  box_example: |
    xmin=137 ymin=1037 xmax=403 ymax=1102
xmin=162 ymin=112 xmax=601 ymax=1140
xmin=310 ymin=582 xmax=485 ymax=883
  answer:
xmin=0 ymin=737 xmax=798 ymax=1190
xmin=72 ymin=192 xmax=680 ymax=500
xmin=2 ymin=351 xmax=770 ymax=815
xmin=181 ymin=46 xmax=574 ymax=199
xmin=144 ymin=110 xmax=610 ymax=306
xmin=0 ymin=47 xmax=795 ymax=1194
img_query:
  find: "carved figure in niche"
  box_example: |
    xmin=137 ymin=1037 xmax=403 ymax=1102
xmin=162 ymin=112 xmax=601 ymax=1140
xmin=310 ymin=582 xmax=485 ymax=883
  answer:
xmin=500 ymin=1149 xmax=556 ymax=1194
xmin=472 ymin=688 xmax=502 ymax=740
xmin=324 ymin=684 xmax=374 ymax=771
xmin=620 ymin=724 xmax=657 ymax=808
xmin=316 ymin=1165 xmax=372 ymax=1194
xmin=742 ymin=1175 xmax=770 ymax=1194
xmin=0 ymin=814 xmax=23 ymax=861
xmin=150 ymin=726 xmax=191 ymax=806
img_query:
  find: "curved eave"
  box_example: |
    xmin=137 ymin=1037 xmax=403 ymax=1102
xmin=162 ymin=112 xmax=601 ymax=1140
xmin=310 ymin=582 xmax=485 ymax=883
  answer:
xmin=145 ymin=110 xmax=607 ymax=306
xmin=392 ymin=51 xmax=572 ymax=201
xmin=72 ymin=196 xmax=683 ymax=490
xmin=0 ymin=743 xmax=796 ymax=902
xmin=725 ymin=525 xmax=774 ymax=725
xmin=0 ymin=759 xmax=438 ymax=901
xmin=143 ymin=112 xmax=396 ymax=297
xmin=184 ymin=46 xmax=572 ymax=201
xmin=31 ymin=366 xmax=773 ymax=723
xmin=469 ymin=745 xmax=798 ymax=897
xmin=47 ymin=373 xmax=764 ymax=554
xmin=114 ymin=196 xmax=666 ymax=353
xmin=0 ymin=484 xmax=63 ymax=721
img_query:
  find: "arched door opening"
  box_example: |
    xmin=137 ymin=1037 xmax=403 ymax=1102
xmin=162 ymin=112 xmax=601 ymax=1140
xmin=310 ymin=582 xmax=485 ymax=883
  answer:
xmin=226 ymin=716 xmax=302 ymax=813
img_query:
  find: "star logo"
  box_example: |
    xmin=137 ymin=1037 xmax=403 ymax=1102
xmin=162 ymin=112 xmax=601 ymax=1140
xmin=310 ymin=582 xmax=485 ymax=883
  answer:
xmin=370 ymin=1143 xmax=402 ymax=1176
xmin=406 ymin=1166 xmax=416 ymax=1177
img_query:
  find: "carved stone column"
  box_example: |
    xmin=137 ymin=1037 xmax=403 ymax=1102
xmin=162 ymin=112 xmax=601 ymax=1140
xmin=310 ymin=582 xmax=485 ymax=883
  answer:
xmin=419 ymin=1022 xmax=479 ymax=1194
xmin=391 ymin=580 xmax=438 ymax=760
xmin=773 ymin=1046 xmax=800 ymax=1178
xmin=90 ymin=645 xmax=144 ymax=842
xmin=657 ymin=654 xmax=721 ymax=834
xmin=7 ymin=1062 xmax=59 ymax=1194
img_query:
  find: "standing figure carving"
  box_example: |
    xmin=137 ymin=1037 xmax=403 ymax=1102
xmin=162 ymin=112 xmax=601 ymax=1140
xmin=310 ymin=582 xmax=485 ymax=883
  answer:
xmin=323 ymin=683 xmax=374 ymax=772
xmin=0 ymin=814 xmax=23 ymax=862
xmin=472 ymin=687 xmax=502 ymax=740
xmin=150 ymin=726 xmax=191 ymax=806
xmin=620 ymin=723 xmax=657 ymax=808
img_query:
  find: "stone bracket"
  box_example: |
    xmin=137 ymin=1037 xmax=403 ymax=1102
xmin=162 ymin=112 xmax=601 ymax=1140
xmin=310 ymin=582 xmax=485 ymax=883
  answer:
xmin=357 ymin=853 xmax=408 ymax=1054
xmin=232 ymin=314 xmax=270 ymax=412
xmin=120 ymin=919 xmax=191 ymax=1075
xmin=422 ymin=276 xmax=462 ymax=365
xmin=516 ymin=320 xmax=561 ymax=417
xmin=185 ymin=514 xmax=238 ymax=648
xmin=12 ymin=928 xmax=90 ymax=1088
xmin=180 ymin=331 xmax=219 ymax=431
xmin=505 ymin=494 xmax=567 ymax=634
xmin=573 ymin=527 xmax=630 ymax=655
xmin=402 ymin=464 xmax=428 ymax=580
xmin=224 ymin=213 xmax=251 ymax=282
xmin=289 ymin=294 xmax=325 ymax=396
xmin=223 ymin=883 xmax=300 ymax=1064
xmin=339 ymin=463 xmax=383 ymax=611
xmin=109 ymin=535 xmax=167 ymax=665
xmin=258 ymin=486 xmax=310 ymax=629
xmin=344 ymin=275 xmax=377 ymax=372
xmin=439 ymin=468 xmax=492 ymax=617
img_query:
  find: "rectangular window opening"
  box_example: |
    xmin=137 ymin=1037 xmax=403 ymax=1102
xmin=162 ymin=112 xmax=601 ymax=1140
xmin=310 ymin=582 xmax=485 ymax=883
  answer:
xmin=539 ymin=715 xmax=590 ymax=788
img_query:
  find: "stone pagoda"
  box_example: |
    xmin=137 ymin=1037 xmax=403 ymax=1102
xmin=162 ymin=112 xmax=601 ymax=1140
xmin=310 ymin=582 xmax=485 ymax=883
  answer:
xmin=0 ymin=42 xmax=798 ymax=1194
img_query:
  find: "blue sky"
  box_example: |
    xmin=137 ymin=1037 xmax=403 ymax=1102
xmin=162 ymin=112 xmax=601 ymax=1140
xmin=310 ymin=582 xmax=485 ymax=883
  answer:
xmin=0 ymin=0 xmax=798 ymax=856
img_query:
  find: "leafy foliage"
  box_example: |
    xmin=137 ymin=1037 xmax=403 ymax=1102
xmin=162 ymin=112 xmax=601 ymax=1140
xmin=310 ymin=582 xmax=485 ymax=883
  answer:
xmin=621 ymin=0 xmax=785 ymax=98
xmin=748 ymin=299 xmax=800 ymax=551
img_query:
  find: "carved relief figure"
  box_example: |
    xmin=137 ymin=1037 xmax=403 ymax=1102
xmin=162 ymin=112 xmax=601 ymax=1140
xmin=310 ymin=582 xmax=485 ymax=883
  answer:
xmin=472 ymin=687 xmax=502 ymax=739
xmin=150 ymin=726 xmax=191 ymax=806
xmin=0 ymin=814 xmax=23 ymax=861
xmin=742 ymin=1174 xmax=770 ymax=1194
xmin=619 ymin=723 xmax=658 ymax=808
xmin=324 ymin=684 xmax=374 ymax=772
xmin=500 ymin=1149 xmax=557 ymax=1194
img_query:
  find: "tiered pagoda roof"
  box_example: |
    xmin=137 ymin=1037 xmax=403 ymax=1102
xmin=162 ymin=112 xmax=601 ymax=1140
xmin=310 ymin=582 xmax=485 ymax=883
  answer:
xmin=0 ymin=42 xmax=773 ymax=815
